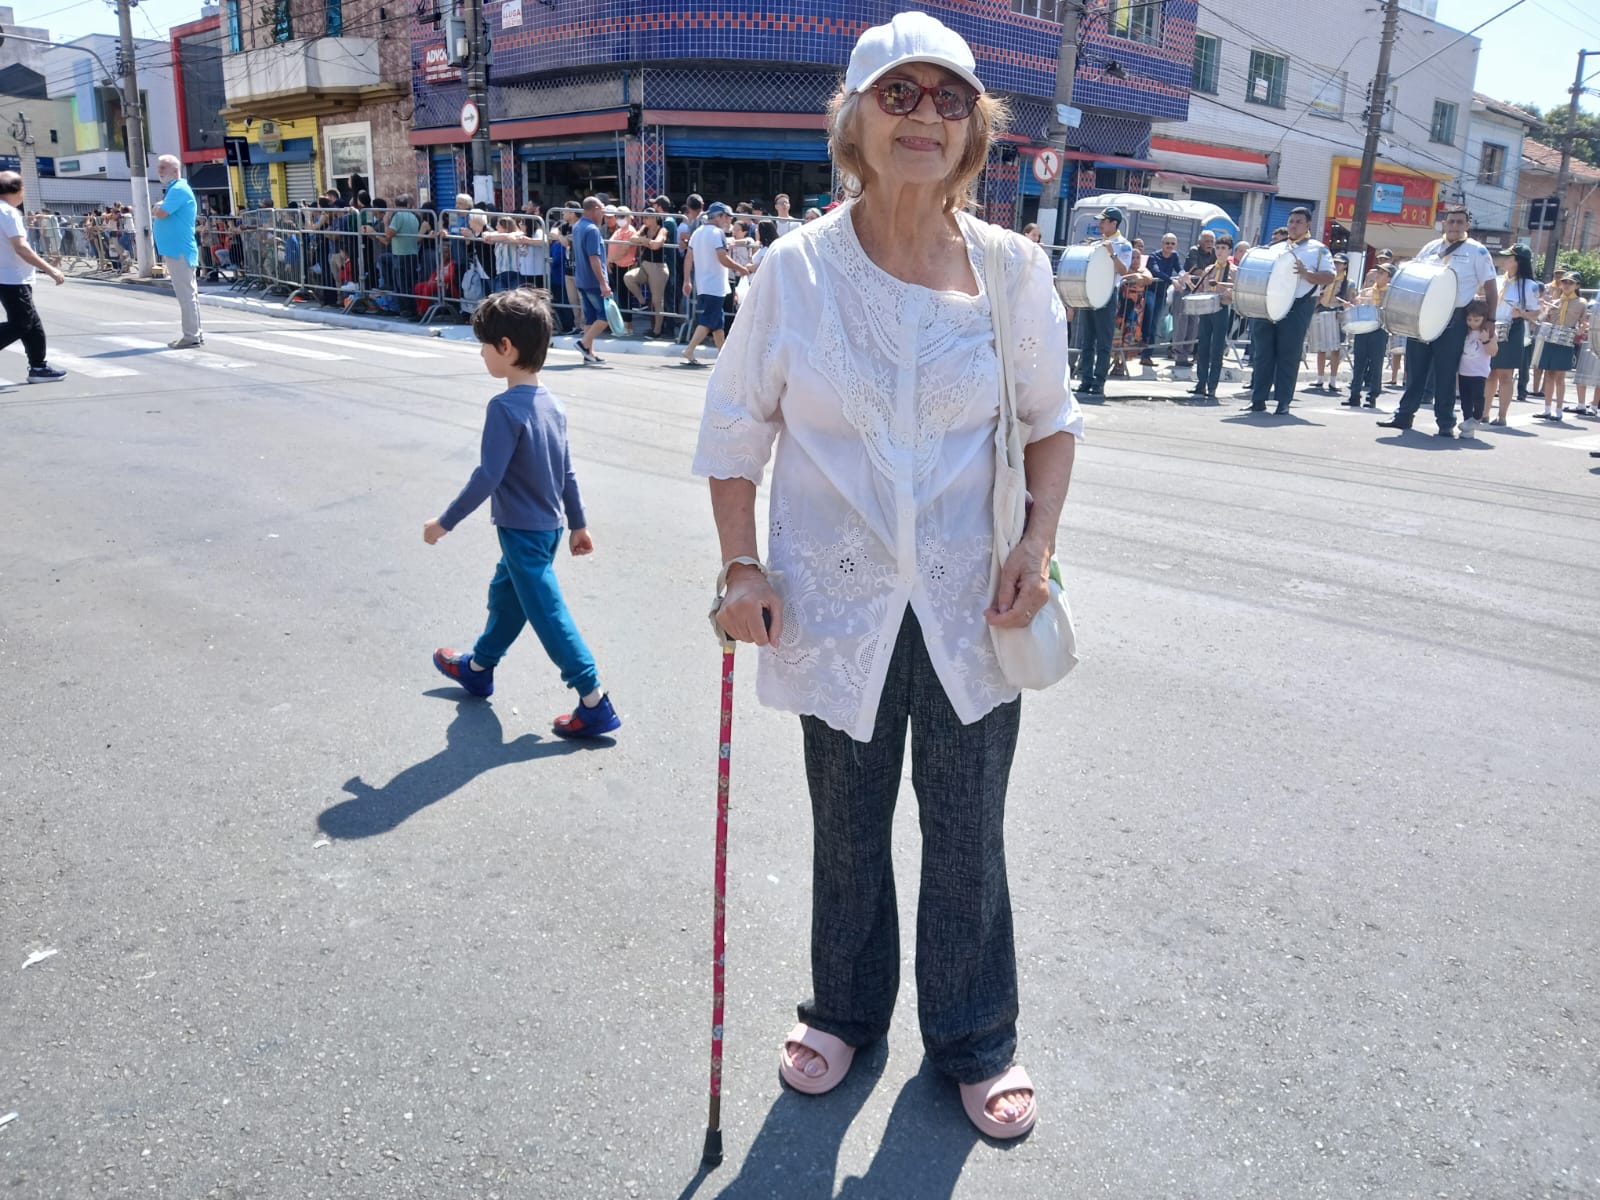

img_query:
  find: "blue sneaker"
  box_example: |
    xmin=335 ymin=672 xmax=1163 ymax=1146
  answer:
xmin=552 ymin=693 xmax=621 ymax=739
xmin=433 ymin=647 xmax=494 ymax=697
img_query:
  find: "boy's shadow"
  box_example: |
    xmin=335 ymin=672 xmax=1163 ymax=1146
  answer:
xmin=317 ymin=690 xmax=601 ymax=838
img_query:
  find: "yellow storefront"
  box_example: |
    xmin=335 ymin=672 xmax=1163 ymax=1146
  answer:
xmin=224 ymin=117 xmax=320 ymax=210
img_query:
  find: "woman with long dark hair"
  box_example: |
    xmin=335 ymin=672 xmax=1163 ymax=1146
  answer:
xmin=1486 ymin=244 xmax=1541 ymax=426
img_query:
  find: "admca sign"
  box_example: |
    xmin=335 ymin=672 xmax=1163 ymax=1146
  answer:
xmin=1327 ymin=156 xmax=1443 ymax=228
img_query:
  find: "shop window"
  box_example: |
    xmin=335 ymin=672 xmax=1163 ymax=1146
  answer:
xmin=1191 ymin=34 xmax=1219 ymax=96
xmin=1246 ymin=50 xmax=1287 ymax=109
xmin=1430 ymin=100 xmax=1457 ymax=145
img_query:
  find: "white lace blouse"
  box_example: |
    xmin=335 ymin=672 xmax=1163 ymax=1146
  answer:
xmin=691 ymin=202 xmax=1082 ymax=741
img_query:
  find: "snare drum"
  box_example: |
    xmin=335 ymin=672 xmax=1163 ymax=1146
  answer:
xmin=1494 ymin=321 xmax=1510 ymax=342
xmin=1381 ymin=262 xmax=1456 ymax=342
xmin=1055 ymin=244 xmax=1116 ymax=310
xmin=1344 ymin=303 xmax=1382 ymax=335
xmin=1184 ymin=291 xmax=1223 ymax=316
xmin=1542 ymin=323 xmax=1578 ymax=348
xmin=1231 ymin=247 xmax=1298 ymax=322
xmin=1306 ymin=310 xmax=1343 ymax=353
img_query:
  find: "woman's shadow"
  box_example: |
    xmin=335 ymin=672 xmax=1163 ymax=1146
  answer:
xmin=686 ymin=1048 xmax=981 ymax=1200
xmin=316 ymin=690 xmax=602 ymax=838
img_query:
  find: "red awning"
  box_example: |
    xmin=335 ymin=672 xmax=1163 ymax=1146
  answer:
xmin=1062 ymin=150 xmax=1160 ymax=170
xmin=1155 ymin=170 xmax=1277 ymax=193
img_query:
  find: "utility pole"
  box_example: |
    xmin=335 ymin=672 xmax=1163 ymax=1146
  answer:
xmin=1541 ymin=47 xmax=1596 ymax=283
xmin=13 ymin=111 xmax=41 ymax=203
xmin=464 ymin=0 xmax=493 ymax=204
xmin=1348 ymin=0 xmax=1400 ymax=287
xmin=116 ymin=0 xmax=155 ymax=276
xmin=1033 ymin=0 xmax=1082 ymax=245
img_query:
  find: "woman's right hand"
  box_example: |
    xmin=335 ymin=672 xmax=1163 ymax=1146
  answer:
xmin=717 ymin=565 xmax=783 ymax=646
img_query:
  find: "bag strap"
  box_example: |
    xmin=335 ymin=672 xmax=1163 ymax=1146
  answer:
xmin=983 ymin=225 xmax=1020 ymax=462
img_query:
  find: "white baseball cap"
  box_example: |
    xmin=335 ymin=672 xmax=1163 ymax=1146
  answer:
xmin=843 ymin=11 xmax=985 ymax=97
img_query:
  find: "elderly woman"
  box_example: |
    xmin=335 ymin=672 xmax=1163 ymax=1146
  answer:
xmin=692 ymin=11 xmax=1079 ymax=1139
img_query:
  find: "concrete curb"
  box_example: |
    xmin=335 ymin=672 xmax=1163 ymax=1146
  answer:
xmin=72 ymin=274 xmax=720 ymax=358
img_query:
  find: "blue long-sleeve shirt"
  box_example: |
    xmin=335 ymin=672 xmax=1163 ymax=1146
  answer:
xmin=439 ymin=384 xmax=586 ymax=533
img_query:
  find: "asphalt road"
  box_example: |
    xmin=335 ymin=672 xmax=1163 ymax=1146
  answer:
xmin=2 ymin=281 xmax=1597 ymax=1200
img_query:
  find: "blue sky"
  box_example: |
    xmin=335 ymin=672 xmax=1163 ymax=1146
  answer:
xmin=19 ymin=0 xmax=1600 ymax=117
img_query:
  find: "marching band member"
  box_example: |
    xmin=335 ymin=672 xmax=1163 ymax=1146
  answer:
xmin=1075 ymin=205 xmax=1134 ymax=396
xmin=1342 ymin=261 xmax=1393 ymax=409
xmin=1191 ymin=238 xmax=1235 ymax=403
xmin=1310 ymin=253 xmax=1350 ymax=393
xmin=1533 ymin=272 xmax=1584 ymax=421
xmin=1377 ymin=206 xmax=1497 ymax=438
xmin=1246 ymin=206 xmax=1334 ymax=415
xmin=1486 ymin=245 xmax=1541 ymax=426
xmin=1570 ymin=292 xmax=1599 ymax=418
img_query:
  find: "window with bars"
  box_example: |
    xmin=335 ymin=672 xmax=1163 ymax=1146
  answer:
xmin=1191 ymin=33 xmax=1219 ymax=95
xmin=1246 ymin=50 xmax=1287 ymax=109
xmin=1110 ymin=0 xmax=1162 ymax=44
xmin=1478 ymin=142 xmax=1506 ymax=188
xmin=1430 ymin=100 xmax=1457 ymax=145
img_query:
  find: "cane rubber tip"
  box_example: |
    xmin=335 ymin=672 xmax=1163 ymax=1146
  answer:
xmin=702 ymin=1128 xmax=723 ymax=1167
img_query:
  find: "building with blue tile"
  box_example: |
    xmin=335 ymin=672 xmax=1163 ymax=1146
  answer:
xmin=409 ymin=0 xmax=1193 ymax=233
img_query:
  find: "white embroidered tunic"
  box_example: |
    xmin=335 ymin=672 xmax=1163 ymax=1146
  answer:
xmin=692 ymin=203 xmax=1081 ymax=741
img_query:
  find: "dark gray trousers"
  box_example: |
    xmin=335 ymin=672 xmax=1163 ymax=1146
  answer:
xmin=797 ymin=611 xmax=1022 ymax=1084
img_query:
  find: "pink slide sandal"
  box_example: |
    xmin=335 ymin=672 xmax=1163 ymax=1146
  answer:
xmin=778 ymin=1023 xmax=856 ymax=1095
xmin=959 ymin=1064 xmax=1037 ymax=1139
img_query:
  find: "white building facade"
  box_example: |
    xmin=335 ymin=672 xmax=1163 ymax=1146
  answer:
xmin=1460 ymin=93 xmax=1539 ymax=248
xmin=39 ymin=32 xmax=181 ymax=210
xmin=1148 ymin=0 xmax=1480 ymax=254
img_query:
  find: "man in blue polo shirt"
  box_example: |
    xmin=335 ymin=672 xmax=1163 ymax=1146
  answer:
xmin=152 ymin=154 xmax=203 ymax=348
xmin=569 ymin=195 xmax=611 ymax=365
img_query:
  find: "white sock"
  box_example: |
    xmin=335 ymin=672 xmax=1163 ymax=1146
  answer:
xmin=582 ymin=687 xmax=604 ymax=707
xmin=469 ymin=658 xmax=488 ymax=672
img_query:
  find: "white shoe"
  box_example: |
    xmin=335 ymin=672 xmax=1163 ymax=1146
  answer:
xmin=1462 ymin=419 xmax=1477 ymax=437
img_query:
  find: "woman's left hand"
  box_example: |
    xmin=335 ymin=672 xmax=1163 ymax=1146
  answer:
xmin=985 ymin=538 xmax=1051 ymax=628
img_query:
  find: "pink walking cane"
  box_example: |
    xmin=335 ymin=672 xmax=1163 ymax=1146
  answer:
xmin=702 ymin=630 xmax=735 ymax=1168
xmin=702 ymin=604 xmax=766 ymax=1169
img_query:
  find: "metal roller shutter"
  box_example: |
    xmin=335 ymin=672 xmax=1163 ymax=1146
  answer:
xmin=431 ymin=152 xmax=457 ymax=208
xmin=1264 ymin=196 xmax=1314 ymax=242
xmin=284 ymin=160 xmax=317 ymax=203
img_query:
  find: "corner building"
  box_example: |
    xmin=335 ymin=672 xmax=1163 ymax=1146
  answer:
xmin=408 ymin=0 xmax=1193 ymax=233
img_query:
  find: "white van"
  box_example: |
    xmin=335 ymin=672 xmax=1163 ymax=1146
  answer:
xmin=1067 ymin=193 xmax=1239 ymax=252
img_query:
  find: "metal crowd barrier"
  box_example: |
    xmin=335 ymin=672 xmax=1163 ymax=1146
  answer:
xmin=203 ymin=203 xmax=728 ymax=336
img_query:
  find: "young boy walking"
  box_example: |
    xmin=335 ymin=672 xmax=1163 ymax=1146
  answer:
xmin=424 ymin=289 xmax=620 ymax=739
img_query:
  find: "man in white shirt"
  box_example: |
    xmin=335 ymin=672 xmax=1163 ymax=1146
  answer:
xmin=0 ymin=171 xmax=66 ymax=382
xmin=1247 ymin=205 xmax=1335 ymax=414
xmin=1378 ymin=205 xmax=1497 ymax=437
xmin=1077 ymin=205 xmax=1134 ymax=396
xmin=681 ymin=201 xmax=749 ymax=366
